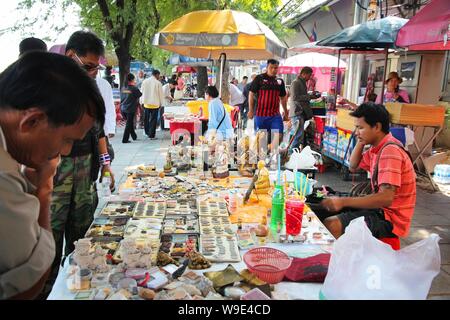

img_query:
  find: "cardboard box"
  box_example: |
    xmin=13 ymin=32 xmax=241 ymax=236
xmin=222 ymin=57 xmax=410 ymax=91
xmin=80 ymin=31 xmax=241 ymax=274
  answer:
xmin=336 ymin=108 xmax=355 ymax=132
xmin=385 ymin=103 xmax=446 ymax=127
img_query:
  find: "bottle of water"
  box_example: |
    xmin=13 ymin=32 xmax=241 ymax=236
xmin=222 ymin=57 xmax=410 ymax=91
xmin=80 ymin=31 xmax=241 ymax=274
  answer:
xmin=102 ymin=172 xmax=112 ymax=197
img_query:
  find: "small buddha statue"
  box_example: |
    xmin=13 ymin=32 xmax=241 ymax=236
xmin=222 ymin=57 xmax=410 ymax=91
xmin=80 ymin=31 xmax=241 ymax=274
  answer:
xmin=254 ymin=160 xmax=270 ymax=195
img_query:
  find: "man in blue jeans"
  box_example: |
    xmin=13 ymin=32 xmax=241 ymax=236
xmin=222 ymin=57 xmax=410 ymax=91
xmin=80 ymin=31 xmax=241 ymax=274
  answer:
xmin=248 ymin=59 xmax=288 ymax=155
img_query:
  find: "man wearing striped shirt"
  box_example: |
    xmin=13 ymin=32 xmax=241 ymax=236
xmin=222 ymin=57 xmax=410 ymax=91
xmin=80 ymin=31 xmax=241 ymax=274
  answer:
xmin=248 ymin=59 xmax=288 ymax=153
xmin=322 ymin=103 xmax=416 ymax=240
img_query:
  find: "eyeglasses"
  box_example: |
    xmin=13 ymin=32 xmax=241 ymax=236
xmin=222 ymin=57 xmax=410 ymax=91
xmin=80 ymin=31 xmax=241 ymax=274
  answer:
xmin=73 ymin=53 xmax=104 ymax=72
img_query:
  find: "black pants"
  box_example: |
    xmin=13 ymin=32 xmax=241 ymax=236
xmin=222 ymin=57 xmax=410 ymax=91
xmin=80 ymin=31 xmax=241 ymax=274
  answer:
xmin=144 ymin=108 xmax=159 ymax=138
xmin=313 ymin=205 xmax=396 ymax=239
xmin=158 ymin=107 xmax=165 ymax=129
xmin=122 ymin=112 xmax=137 ymax=142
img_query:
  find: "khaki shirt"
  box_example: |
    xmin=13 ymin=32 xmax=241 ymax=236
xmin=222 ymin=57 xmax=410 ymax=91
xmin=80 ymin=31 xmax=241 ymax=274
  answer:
xmin=0 ymin=126 xmax=55 ymax=299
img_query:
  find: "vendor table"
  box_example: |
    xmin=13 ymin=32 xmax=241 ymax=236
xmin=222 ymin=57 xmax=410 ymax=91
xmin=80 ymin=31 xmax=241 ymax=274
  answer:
xmin=47 ymin=209 xmax=332 ymax=300
xmin=169 ymin=119 xmax=202 ymax=145
xmin=163 ymin=102 xmax=190 ymax=129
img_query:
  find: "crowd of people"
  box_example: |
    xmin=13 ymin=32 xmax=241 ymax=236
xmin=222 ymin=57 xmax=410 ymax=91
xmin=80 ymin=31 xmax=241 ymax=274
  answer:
xmin=0 ymin=31 xmax=416 ymax=300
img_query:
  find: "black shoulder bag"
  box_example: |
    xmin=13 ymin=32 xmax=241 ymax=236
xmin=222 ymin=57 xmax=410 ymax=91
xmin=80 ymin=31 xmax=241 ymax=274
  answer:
xmin=349 ymin=142 xmax=413 ymax=197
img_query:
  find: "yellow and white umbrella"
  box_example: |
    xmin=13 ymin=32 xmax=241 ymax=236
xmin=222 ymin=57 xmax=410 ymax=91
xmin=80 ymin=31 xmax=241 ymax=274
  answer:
xmin=153 ymin=10 xmax=287 ymax=60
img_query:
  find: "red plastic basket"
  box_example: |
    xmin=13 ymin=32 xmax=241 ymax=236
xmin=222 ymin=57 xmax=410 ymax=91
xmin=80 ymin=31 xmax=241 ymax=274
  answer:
xmin=243 ymin=247 xmax=292 ymax=284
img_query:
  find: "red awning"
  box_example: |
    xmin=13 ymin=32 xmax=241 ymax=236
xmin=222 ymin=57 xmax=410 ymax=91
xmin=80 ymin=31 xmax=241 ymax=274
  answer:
xmin=396 ymin=0 xmax=450 ymax=51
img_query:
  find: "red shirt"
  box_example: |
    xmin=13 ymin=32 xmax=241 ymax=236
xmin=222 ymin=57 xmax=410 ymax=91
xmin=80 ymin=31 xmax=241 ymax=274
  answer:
xmin=359 ymin=133 xmax=416 ymax=237
xmin=249 ymin=73 xmax=286 ymax=117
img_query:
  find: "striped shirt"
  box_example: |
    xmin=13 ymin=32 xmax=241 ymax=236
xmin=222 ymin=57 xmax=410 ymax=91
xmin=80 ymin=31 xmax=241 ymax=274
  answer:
xmin=359 ymin=133 xmax=416 ymax=237
xmin=249 ymin=73 xmax=286 ymax=117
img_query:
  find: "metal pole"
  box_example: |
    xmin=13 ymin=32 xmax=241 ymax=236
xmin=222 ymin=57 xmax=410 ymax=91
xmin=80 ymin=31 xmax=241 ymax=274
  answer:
xmin=335 ymin=49 xmax=341 ymax=103
xmin=219 ymin=53 xmax=225 ymax=98
xmin=380 ymin=47 xmax=389 ymax=102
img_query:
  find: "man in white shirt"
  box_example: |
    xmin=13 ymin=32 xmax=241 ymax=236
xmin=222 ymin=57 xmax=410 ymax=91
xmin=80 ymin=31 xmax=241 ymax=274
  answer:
xmin=229 ymin=82 xmax=245 ymax=107
xmin=140 ymin=69 xmax=164 ymax=139
xmin=96 ymin=76 xmax=116 ymax=160
xmin=161 ymin=80 xmax=177 ymax=130
xmin=0 ymin=52 xmax=105 ymax=299
xmin=96 ymin=77 xmax=116 ymax=138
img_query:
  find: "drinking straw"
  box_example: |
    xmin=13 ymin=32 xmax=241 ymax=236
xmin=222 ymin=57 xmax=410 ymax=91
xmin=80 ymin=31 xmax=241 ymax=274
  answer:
xmin=299 ymin=173 xmax=303 ymax=198
xmin=294 ymin=167 xmax=299 ymax=197
xmin=277 ymin=153 xmax=281 ymax=185
xmin=303 ymin=177 xmax=308 ymax=201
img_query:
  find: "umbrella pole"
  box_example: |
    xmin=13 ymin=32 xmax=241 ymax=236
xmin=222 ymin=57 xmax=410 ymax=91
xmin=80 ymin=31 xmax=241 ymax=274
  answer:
xmin=380 ymin=47 xmax=389 ymax=102
xmin=219 ymin=53 xmax=226 ymax=98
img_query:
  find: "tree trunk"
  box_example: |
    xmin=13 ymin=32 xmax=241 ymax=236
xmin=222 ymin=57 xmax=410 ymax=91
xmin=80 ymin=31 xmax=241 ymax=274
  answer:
xmin=220 ymin=60 xmax=230 ymax=105
xmin=116 ymin=46 xmax=131 ymax=89
xmin=197 ymin=66 xmax=208 ymax=98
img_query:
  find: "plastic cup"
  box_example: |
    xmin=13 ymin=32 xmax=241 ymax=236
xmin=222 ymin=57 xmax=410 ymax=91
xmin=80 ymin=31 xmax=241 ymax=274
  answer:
xmin=270 ymin=185 xmax=285 ymax=233
xmin=285 ymin=198 xmax=305 ymax=236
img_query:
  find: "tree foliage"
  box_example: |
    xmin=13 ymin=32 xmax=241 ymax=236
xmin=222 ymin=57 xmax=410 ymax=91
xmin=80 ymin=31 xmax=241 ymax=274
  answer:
xmin=13 ymin=0 xmax=292 ymax=84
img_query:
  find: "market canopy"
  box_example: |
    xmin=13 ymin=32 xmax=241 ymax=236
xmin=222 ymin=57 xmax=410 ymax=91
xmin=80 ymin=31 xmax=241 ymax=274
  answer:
xmin=153 ymin=10 xmax=287 ymax=60
xmin=289 ymin=41 xmax=382 ymax=55
xmin=167 ymin=54 xmax=209 ymax=66
xmin=281 ymin=52 xmax=347 ymax=68
xmin=395 ymin=0 xmax=450 ymax=51
xmin=317 ymin=16 xmax=409 ymax=49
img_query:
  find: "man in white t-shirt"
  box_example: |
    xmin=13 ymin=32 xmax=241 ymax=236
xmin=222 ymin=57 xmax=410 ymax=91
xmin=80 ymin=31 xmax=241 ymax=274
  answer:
xmin=161 ymin=80 xmax=177 ymax=129
xmin=96 ymin=76 xmax=116 ymax=160
xmin=229 ymin=83 xmax=245 ymax=107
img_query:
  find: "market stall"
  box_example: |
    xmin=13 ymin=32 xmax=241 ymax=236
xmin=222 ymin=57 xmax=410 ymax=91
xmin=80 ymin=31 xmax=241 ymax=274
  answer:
xmin=47 ymin=143 xmax=337 ymax=300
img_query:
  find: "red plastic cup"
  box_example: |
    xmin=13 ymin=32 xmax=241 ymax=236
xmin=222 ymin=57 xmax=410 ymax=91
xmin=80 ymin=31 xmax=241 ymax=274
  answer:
xmin=285 ymin=198 xmax=305 ymax=236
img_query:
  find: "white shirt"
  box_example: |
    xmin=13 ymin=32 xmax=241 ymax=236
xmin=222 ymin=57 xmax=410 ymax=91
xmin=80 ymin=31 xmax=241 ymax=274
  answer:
xmin=229 ymin=83 xmax=245 ymax=106
xmin=96 ymin=77 xmax=116 ymax=136
xmin=162 ymin=83 xmax=172 ymax=107
xmin=140 ymin=76 xmax=164 ymax=107
xmin=0 ymin=126 xmax=55 ymax=299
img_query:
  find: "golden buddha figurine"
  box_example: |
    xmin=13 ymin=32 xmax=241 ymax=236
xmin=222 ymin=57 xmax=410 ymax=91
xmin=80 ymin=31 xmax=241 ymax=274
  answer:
xmin=254 ymin=160 xmax=270 ymax=194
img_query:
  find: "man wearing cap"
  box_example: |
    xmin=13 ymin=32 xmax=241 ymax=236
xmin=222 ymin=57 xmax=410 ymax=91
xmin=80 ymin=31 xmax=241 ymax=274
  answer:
xmin=376 ymin=71 xmax=410 ymax=104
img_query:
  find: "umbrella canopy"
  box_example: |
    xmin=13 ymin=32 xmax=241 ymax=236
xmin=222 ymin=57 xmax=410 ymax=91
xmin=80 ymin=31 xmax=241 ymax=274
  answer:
xmin=281 ymin=52 xmax=347 ymax=68
xmin=317 ymin=16 xmax=408 ymax=48
xmin=396 ymin=0 xmax=450 ymax=51
xmin=289 ymin=41 xmax=381 ymax=54
xmin=153 ymin=10 xmax=287 ymax=60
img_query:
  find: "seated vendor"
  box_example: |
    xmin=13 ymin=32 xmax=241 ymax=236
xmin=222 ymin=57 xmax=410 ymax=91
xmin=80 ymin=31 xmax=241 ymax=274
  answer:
xmin=321 ymin=103 xmax=416 ymax=240
xmin=376 ymin=71 xmax=410 ymax=104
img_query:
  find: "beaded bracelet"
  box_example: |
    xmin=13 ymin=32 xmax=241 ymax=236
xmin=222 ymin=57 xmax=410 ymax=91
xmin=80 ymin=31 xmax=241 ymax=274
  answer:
xmin=99 ymin=153 xmax=111 ymax=166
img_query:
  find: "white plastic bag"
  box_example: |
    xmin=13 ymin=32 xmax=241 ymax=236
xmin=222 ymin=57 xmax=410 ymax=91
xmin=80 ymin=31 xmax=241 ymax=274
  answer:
xmin=285 ymin=146 xmax=321 ymax=170
xmin=245 ymin=119 xmax=255 ymax=136
xmin=174 ymin=89 xmax=183 ymax=100
xmin=321 ymin=217 xmax=441 ymax=300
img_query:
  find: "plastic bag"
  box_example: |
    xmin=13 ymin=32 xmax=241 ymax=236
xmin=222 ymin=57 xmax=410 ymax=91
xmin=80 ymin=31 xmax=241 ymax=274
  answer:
xmin=285 ymin=146 xmax=321 ymax=170
xmin=320 ymin=217 xmax=441 ymax=300
xmin=245 ymin=119 xmax=255 ymax=136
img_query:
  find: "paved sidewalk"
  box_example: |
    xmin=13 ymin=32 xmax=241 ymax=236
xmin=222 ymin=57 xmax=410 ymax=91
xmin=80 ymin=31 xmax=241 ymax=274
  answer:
xmin=108 ymin=126 xmax=450 ymax=300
